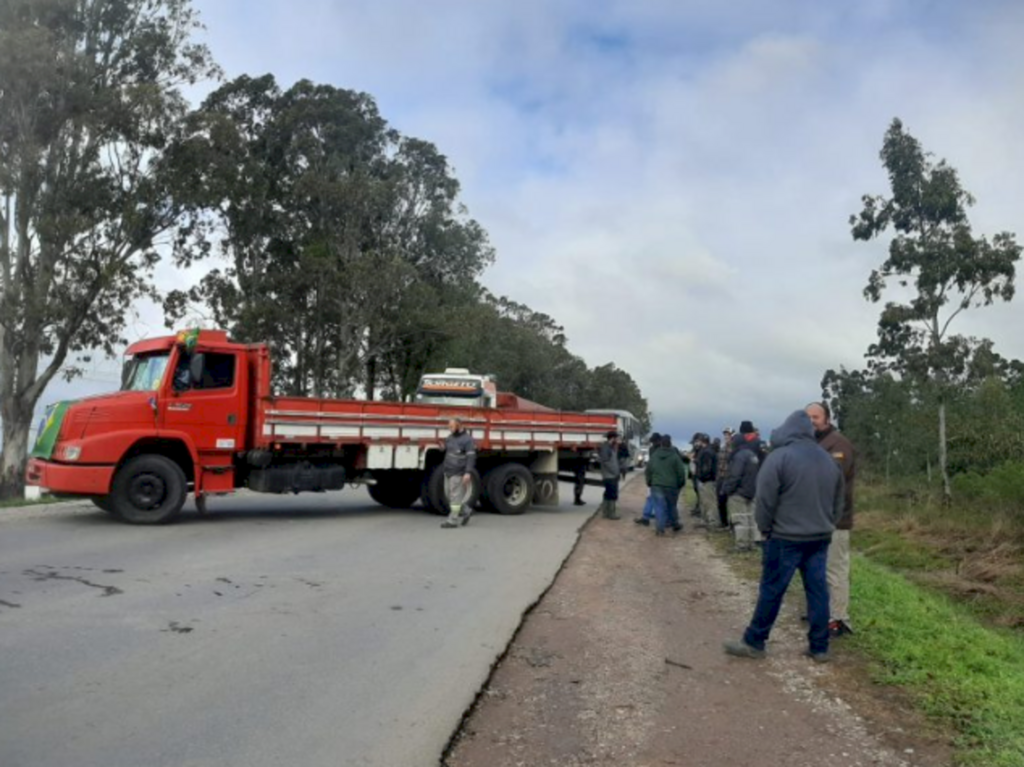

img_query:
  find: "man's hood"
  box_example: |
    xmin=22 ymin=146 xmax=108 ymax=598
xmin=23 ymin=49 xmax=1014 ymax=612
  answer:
xmin=770 ymin=410 xmax=815 ymax=448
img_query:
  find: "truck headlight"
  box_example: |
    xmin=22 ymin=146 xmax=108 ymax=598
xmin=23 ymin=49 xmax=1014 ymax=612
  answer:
xmin=60 ymin=446 xmax=82 ymax=461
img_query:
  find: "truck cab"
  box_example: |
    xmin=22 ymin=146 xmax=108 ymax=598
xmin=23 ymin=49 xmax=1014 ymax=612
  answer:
xmin=414 ymin=368 xmax=498 ymax=408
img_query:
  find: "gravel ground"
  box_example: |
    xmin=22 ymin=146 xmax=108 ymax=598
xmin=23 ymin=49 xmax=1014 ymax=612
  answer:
xmin=444 ymin=479 xmax=953 ymax=767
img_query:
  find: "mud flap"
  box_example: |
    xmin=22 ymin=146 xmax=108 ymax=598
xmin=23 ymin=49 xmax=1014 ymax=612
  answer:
xmin=531 ymin=450 xmax=560 ymax=507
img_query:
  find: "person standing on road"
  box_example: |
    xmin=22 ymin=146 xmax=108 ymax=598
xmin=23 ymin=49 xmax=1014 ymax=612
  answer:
xmin=688 ymin=434 xmax=705 ymax=519
xmin=645 ymin=433 xmax=688 ymax=535
xmin=634 ymin=433 xmax=662 ymax=526
xmin=722 ymin=421 xmax=763 ymax=552
xmin=806 ymin=401 xmax=857 ymax=638
xmin=598 ymin=431 xmax=622 ymax=519
xmin=694 ymin=434 xmax=720 ymax=529
xmin=573 ymin=455 xmax=588 ymax=506
xmin=715 ymin=429 xmax=734 ymax=530
xmin=618 ymin=439 xmax=631 ymax=482
xmin=724 ymin=409 xmax=844 ymax=663
xmin=440 ymin=418 xmax=477 ymax=529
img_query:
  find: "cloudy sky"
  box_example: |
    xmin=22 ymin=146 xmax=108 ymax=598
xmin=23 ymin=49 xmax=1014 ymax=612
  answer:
xmin=44 ymin=0 xmax=1024 ymax=441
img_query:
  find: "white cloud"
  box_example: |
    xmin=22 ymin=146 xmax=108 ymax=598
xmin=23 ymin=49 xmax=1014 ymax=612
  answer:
xmin=34 ymin=0 xmax=1024 ymax=441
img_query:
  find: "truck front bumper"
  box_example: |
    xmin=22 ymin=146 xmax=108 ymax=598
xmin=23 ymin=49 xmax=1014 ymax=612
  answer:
xmin=26 ymin=459 xmax=115 ymax=496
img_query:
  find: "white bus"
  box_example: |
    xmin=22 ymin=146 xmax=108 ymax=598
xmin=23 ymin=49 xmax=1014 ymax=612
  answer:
xmin=585 ymin=409 xmax=644 ymax=470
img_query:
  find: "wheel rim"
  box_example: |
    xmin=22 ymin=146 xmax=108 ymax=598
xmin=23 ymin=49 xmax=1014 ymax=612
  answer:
xmin=501 ymin=475 xmax=529 ymax=507
xmin=129 ymin=473 xmax=167 ymax=510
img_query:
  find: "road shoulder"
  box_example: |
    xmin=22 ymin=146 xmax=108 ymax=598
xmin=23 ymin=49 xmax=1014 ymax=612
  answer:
xmin=444 ymin=478 xmax=952 ymax=767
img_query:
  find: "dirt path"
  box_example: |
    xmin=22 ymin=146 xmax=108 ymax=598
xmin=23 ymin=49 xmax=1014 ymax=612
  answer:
xmin=444 ymin=478 xmax=952 ymax=767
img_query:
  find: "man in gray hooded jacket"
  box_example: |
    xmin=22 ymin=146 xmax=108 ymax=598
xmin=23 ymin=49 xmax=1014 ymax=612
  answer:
xmin=724 ymin=410 xmax=844 ymax=662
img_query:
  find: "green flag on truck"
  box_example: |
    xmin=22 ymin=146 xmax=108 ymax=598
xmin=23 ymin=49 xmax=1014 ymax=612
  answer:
xmin=30 ymin=401 xmax=71 ymax=460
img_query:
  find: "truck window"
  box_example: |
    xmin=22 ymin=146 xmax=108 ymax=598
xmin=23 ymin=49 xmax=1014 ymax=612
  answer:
xmin=122 ymin=353 xmax=170 ymax=391
xmin=195 ymin=353 xmax=236 ymax=390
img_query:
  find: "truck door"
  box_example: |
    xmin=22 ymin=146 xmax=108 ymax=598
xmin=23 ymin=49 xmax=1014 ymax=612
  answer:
xmin=161 ymin=348 xmax=246 ymax=458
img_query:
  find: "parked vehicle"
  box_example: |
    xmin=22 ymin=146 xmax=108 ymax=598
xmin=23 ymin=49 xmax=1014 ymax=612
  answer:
xmin=26 ymin=330 xmax=620 ymax=524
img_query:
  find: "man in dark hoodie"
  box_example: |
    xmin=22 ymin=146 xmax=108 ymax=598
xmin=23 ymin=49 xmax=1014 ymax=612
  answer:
xmin=724 ymin=410 xmax=844 ymax=663
xmin=722 ymin=420 xmax=763 ymax=551
xmin=645 ymin=434 xmax=688 ymax=535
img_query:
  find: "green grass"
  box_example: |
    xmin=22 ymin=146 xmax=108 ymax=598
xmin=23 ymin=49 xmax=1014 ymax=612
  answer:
xmin=0 ymin=495 xmax=64 ymax=509
xmin=851 ymin=554 xmax=1024 ymax=766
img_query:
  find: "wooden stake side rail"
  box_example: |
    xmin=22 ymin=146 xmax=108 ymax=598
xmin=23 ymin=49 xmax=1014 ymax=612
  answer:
xmin=255 ymin=398 xmax=618 ymax=450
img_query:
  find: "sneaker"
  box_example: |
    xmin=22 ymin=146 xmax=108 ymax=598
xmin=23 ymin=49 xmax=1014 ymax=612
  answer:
xmin=654 ymin=529 xmax=666 ymax=536
xmin=723 ymin=640 xmax=766 ymax=659
xmin=634 ymin=517 xmax=650 ymax=526
xmin=671 ymin=524 xmax=683 ymax=533
xmin=440 ymin=520 xmax=459 ymax=529
xmin=805 ymin=649 xmax=831 ymax=664
xmin=828 ymin=620 xmax=854 ymax=638
xmin=459 ymin=514 xmax=471 ymax=527
xmin=573 ymin=499 xmax=586 ymax=506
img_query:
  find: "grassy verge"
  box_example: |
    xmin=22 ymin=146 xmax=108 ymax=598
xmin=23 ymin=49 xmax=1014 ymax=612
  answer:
xmin=0 ymin=495 xmax=64 ymax=509
xmin=704 ymin=478 xmax=1024 ymax=765
xmin=851 ymin=554 xmax=1024 ymax=766
xmin=855 ymin=481 xmax=1024 ymax=630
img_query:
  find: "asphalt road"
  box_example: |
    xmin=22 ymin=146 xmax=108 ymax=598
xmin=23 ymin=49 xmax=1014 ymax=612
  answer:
xmin=0 ymin=483 xmax=599 ymax=767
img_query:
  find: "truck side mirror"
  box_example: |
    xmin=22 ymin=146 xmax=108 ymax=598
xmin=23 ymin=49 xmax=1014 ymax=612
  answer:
xmin=189 ymin=353 xmax=205 ymax=388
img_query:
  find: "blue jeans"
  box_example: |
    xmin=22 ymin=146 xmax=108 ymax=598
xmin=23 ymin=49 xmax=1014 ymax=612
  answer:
xmin=651 ymin=487 xmax=680 ymax=533
xmin=743 ymin=537 xmax=831 ymax=654
xmin=641 ymin=492 xmax=655 ymax=520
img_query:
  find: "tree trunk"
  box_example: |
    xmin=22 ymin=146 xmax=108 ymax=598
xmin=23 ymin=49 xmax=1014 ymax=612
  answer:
xmin=938 ymin=398 xmax=951 ymax=502
xmin=0 ymin=404 xmax=34 ymax=500
xmin=365 ymin=356 xmax=376 ymax=401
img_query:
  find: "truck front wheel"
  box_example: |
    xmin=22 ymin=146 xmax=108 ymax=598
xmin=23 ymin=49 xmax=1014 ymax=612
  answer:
xmin=487 ymin=464 xmax=535 ymax=515
xmin=110 ymin=455 xmax=188 ymax=525
xmin=90 ymin=496 xmax=114 ymax=514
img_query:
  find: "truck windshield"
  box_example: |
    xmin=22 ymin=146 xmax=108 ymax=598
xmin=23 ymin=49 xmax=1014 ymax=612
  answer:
xmin=121 ymin=353 xmax=170 ymax=391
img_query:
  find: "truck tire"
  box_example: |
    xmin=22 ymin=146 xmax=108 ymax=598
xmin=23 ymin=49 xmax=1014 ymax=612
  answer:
xmin=90 ymin=496 xmax=114 ymax=514
xmin=368 ymin=472 xmax=422 ymax=509
xmin=487 ymin=463 xmax=535 ymax=515
xmin=422 ymin=465 xmax=481 ymax=515
xmin=110 ymin=455 xmax=188 ymax=525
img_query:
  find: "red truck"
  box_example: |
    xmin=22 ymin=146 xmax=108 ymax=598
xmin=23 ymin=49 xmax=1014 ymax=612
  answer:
xmin=25 ymin=329 xmax=622 ymax=524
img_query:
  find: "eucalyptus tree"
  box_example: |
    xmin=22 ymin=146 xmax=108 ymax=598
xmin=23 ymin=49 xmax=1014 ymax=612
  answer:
xmin=0 ymin=0 xmax=218 ymax=497
xmin=851 ymin=119 xmax=1021 ymax=499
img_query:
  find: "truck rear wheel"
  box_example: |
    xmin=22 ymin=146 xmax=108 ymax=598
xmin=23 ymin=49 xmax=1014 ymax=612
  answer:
xmin=368 ymin=472 xmax=422 ymax=509
xmin=422 ymin=465 xmax=481 ymax=515
xmin=110 ymin=455 xmax=188 ymax=525
xmin=487 ymin=463 xmax=535 ymax=515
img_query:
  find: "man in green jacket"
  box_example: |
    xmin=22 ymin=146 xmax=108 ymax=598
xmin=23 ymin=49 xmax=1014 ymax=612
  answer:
xmin=645 ymin=436 xmax=688 ymax=535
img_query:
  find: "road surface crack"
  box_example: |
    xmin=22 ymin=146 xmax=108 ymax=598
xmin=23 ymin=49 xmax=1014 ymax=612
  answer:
xmin=24 ymin=568 xmax=123 ymax=597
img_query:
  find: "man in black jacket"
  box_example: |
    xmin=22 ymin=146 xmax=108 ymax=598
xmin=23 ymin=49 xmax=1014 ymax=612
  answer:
xmin=722 ymin=421 xmax=763 ymax=551
xmin=694 ymin=434 xmax=719 ymax=529
xmin=724 ymin=410 xmax=844 ymax=663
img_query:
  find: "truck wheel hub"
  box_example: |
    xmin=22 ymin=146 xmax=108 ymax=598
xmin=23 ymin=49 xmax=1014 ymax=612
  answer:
xmin=129 ymin=474 xmax=166 ymax=509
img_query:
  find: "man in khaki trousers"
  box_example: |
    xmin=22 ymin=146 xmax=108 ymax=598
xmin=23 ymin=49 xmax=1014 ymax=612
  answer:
xmin=807 ymin=402 xmax=857 ymax=637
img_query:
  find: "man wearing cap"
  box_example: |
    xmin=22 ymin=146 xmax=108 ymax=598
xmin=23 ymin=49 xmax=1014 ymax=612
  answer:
xmin=598 ymin=430 xmax=622 ymax=519
xmin=722 ymin=421 xmax=764 ymax=551
xmin=694 ymin=434 xmax=720 ymax=529
xmin=645 ymin=433 xmax=688 ymax=535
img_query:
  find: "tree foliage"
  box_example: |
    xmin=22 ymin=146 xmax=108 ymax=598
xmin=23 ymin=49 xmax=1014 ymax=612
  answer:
xmin=850 ymin=118 xmax=1021 ymax=499
xmin=165 ymin=74 xmax=495 ymax=399
xmin=0 ymin=0 xmax=218 ymax=497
